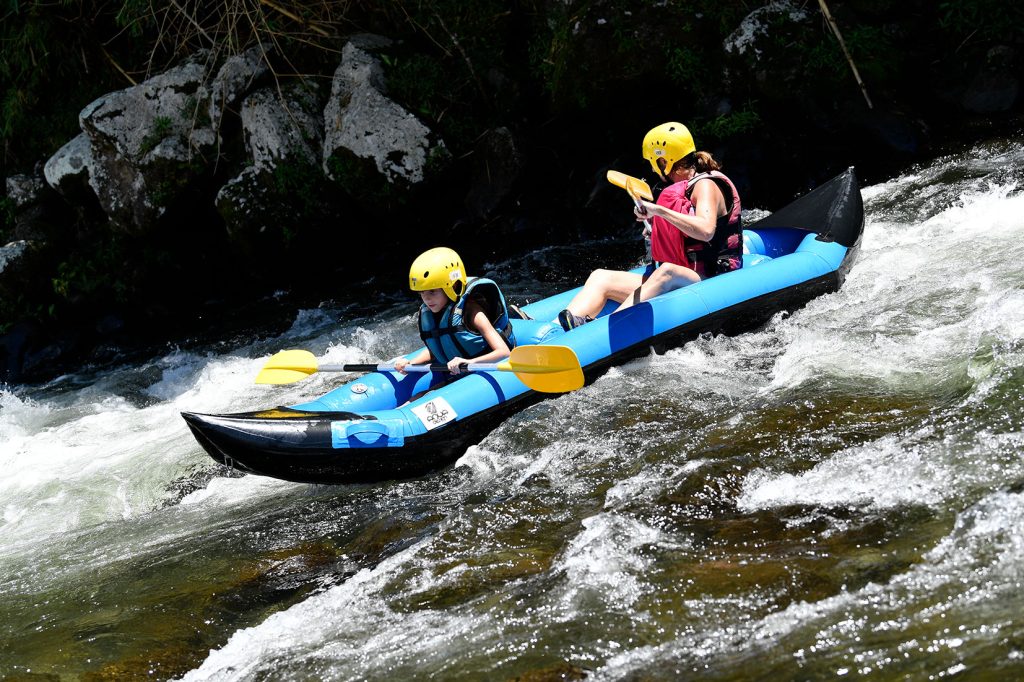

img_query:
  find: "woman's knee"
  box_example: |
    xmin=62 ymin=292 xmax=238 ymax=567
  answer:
xmin=585 ymin=268 xmax=616 ymax=288
xmin=647 ymin=268 xmax=674 ymax=289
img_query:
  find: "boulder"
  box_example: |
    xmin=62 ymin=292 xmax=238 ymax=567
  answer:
xmin=43 ymin=133 xmax=95 ymax=204
xmin=63 ymin=46 xmax=269 ymax=233
xmin=215 ymin=81 xmax=326 ymax=249
xmin=323 ymin=36 xmax=449 ymax=186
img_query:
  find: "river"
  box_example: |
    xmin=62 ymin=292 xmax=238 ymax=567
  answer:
xmin=2 ymin=139 xmax=1024 ymax=680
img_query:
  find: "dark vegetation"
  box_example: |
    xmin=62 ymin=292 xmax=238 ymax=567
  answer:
xmin=1 ymin=0 xmax=1023 ymax=384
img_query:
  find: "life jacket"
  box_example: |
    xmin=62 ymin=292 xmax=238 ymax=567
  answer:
xmin=649 ymin=170 xmax=743 ymax=278
xmin=418 ymin=277 xmax=517 ymax=364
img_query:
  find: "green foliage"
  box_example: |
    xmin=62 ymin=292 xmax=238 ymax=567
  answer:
xmin=326 ymin=150 xmax=407 ymax=211
xmin=939 ymin=0 xmax=1024 ymax=43
xmin=51 ymin=236 xmax=130 ymax=304
xmin=0 ymin=1 xmax=154 ymax=176
xmin=139 ymin=115 xmax=174 ymax=155
xmin=839 ymin=24 xmax=899 ymax=85
xmin=182 ymin=94 xmax=211 ymax=128
xmin=379 ymin=49 xmax=479 ymax=149
xmin=425 ymin=143 xmax=452 ymax=176
xmin=664 ymin=46 xmax=702 ymax=89
xmin=374 ymin=0 xmax=513 ymax=155
xmin=525 ymin=4 xmax=582 ymax=109
xmin=271 ymin=159 xmax=322 ymax=228
xmin=0 ymin=291 xmax=55 ymax=331
xmin=700 ymin=106 xmax=763 ymax=143
xmin=795 ymin=17 xmax=897 ymax=87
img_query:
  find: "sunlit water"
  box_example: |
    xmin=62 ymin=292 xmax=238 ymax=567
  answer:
xmin=2 ymin=140 xmax=1024 ymax=680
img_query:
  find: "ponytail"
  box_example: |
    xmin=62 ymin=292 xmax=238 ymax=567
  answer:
xmin=693 ymin=151 xmax=720 ymax=173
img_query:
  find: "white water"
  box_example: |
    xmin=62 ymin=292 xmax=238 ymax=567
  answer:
xmin=3 ymin=139 xmax=1024 ymax=680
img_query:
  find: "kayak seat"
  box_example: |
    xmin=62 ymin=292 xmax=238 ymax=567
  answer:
xmin=510 ymin=319 xmax=564 ymax=345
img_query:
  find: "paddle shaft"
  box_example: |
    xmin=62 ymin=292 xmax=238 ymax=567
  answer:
xmin=320 ymin=362 xmax=498 ymax=374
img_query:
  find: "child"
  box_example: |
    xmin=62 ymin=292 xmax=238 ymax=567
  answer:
xmin=395 ymin=247 xmax=516 ymax=375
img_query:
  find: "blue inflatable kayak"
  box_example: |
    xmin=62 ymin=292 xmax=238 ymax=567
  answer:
xmin=182 ymin=167 xmax=864 ymax=483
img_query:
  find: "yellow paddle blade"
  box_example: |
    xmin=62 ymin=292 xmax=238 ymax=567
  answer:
xmin=502 ymin=345 xmax=585 ymax=393
xmin=607 ymin=170 xmax=653 ymax=200
xmin=255 ymin=349 xmax=319 ymax=384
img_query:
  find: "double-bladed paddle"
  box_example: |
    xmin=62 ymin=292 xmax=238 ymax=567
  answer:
xmin=255 ymin=345 xmax=585 ymax=393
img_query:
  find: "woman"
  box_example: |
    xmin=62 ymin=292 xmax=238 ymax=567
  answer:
xmin=557 ymin=122 xmax=743 ymax=331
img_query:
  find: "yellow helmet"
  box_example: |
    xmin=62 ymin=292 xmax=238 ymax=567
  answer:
xmin=408 ymin=247 xmax=466 ymax=302
xmin=642 ymin=122 xmax=696 ymax=178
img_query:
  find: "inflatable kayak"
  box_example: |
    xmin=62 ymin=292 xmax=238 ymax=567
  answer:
xmin=182 ymin=167 xmax=864 ymax=484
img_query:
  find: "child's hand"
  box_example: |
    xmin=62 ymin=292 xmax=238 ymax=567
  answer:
xmin=394 ymin=357 xmax=410 ymax=375
xmin=447 ymin=357 xmax=468 ymax=374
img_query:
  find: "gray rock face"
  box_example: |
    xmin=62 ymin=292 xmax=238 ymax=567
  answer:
xmin=0 ymin=240 xmax=44 ymax=303
xmin=43 ymin=133 xmax=94 ymax=201
xmin=216 ymin=82 xmax=325 ymax=241
xmin=242 ymin=84 xmax=323 ymax=172
xmin=323 ymin=39 xmax=447 ymax=185
xmin=724 ymin=1 xmax=809 ymax=58
xmin=5 ymin=175 xmax=45 ymax=210
xmin=44 ymin=46 xmax=270 ymax=233
xmin=0 ymin=240 xmax=29 ymax=272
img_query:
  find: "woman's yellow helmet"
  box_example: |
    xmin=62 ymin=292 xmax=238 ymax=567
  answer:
xmin=642 ymin=122 xmax=696 ymax=179
xmin=409 ymin=247 xmax=467 ymax=302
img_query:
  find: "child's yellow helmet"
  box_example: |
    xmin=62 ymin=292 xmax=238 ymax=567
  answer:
xmin=642 ymin=122 xmax=696 ymax=179
xmin=409 ymin=247 xmax=466 ymax=302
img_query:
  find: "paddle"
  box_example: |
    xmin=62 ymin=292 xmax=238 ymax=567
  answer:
xmin=255 ymin=345 xmax=585 ymax=393
xmin=608 ymin=170 xmax=654 ymax=257
xmin=607 ymin=170 xmax=653 ymax=201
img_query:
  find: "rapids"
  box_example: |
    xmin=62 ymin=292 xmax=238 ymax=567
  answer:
xmin=2 ymin=139 xmax=1024 ymax=680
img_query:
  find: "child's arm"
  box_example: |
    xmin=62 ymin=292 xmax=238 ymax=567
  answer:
xmin=394 ymin=347 xmax=432 ymax=374
xmin=447 ymin=300 xmax=511 ymax=374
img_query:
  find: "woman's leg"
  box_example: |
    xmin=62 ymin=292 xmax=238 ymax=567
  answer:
xmin=564 ymin=269 xmax=644 ymax=318
xmin=614 ymin=263 xmax=699 ymax=313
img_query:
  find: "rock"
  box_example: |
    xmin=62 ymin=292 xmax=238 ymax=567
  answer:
xmin=242 ymin=83 xmax=323 ymax=172
xmin=0 ymin=240 xmax=30 ymax=273
xmin=0 ymin=320 xmax=39 ymax=385
xmin=43 ymin=133 xmax=95 ymax=203
xmin=66 ymin=46 xmax=269 ymax=233
xmin=323 ymin=37 xmax=449 ymax=185
xmin=5 ymin=175 xmax=45 ymax=209
xmin=215 ymin=81 xmax=327 ymax=249
xmin=206 ymin=45 xmax=272 ymax=132
xmin=0 ymin=240 xmax=48 ymax=303
xmin=724 ymin=1 xmax=810 ymax=58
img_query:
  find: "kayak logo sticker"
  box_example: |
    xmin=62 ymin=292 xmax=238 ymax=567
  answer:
xmin=412 ymin=397 xmax=457 ymax=430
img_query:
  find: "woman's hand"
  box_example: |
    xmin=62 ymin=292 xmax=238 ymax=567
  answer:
xmin=447 ymin=357 xmax=468 ymax=374
xmin=635 ymin=200 xmax=656 ymax=221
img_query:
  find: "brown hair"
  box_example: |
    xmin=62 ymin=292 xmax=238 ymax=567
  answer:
xmin=676 ymin=151 xmax=721 ymax=174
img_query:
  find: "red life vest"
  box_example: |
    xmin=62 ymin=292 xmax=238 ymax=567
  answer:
xmin=649 ymin=171 xmax=743 ymax=278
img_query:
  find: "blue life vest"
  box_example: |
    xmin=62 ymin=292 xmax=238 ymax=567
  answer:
xmin=418 ymin=277 xmax=517 ymax=364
